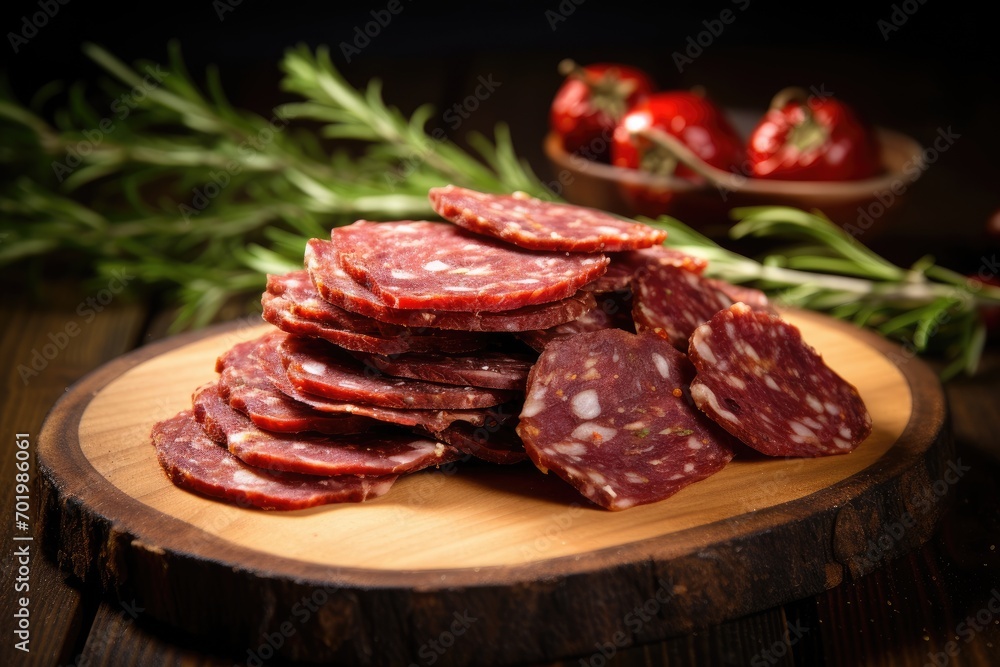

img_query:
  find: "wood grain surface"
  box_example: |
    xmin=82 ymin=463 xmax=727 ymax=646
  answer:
xmin=34 ymin=310 xmax=951 ymax=665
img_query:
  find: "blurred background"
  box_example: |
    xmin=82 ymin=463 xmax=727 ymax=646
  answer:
xmin=1 ymin=0 xmax=997 ymax=292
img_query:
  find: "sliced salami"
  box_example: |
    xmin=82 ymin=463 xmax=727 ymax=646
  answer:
xmin=704 ymin=279 xmax=775 ymax=315
xmin=281 ymin=336 xmax=516 ymax=409
xmin=517 ymin=296 xmax=634 ymax=352
xmin=256 ymin=333 xmax=498 ymax=431
xmin=216 ymin=340 xmax=375 ymax=435
xmin=350 ymin=349 xmax=535 ymax=391
xmin=193 ymin=382 xmax=460 ymax=476
xmin=688 ymin=303 xmax=871 ymax=457
xmin=268 ymin=271 xmax=385 ymax=334
xmin=632 ymin=264 xmax=736 ymax=349
xmin=263 ymin=291 xmax=488 ymax=355
xmin=429 ymin=185 xmax=667 ymax=252
xmin=306 ymin=239 xmax=596 ymax=332
xmin=334 ymin=221 xmax=609 ymax=312
xmin=585 ymin=246 xmax=709 ymax=293
xmin=432 ymin=421 xmax=527 ymax=465
xmin=516 ymin=329 xmax=735 ymax=510
xmin=151 ymin=411 xmax=395 ymax=510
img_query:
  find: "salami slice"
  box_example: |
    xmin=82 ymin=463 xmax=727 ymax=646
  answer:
xmin=268 ymin=271 xmax=385 ymax=334
xmin=585 ymin=246 xmax=709 ymax=293
xmin=256 ymin=333 xmax=498 ymax=431
xmin=432 ymin=421 xmax=527 ymax=465
xmin=263 ymin=291 xmax=488 ymax=355
xmin=429 ymin=185 xmax=667 ymax=252
xmin=632 ymin=264 xmax=736 ymax=349
xmin=516 ymin=329 xmax=735 ymax=511
xmin=151 ymin=411 xmax=395 ymax=510
xmin=350 ymin=349 xmax=535 ymax=390
xmin=704 ymin=279 xmax=775 ymax=315
xmin=334 ymin=221 xmax=609 ymax=312
xmin=193 ymin=382 xmax=460 ymax=476
xmin=216 ymin=340 xmax=375 ymax=435
xmin=306 ymin=239 xmax=596 ymax=332
xmin=688 ymin=303 xmax=872 ymax=457
xmin=281 ymin=336 xmax=516 ymax=409
xmin=517 ymin=297 xmax=634 ymax=352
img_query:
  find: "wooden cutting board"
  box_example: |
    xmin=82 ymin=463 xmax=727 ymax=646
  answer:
xmin=38 ymin=311 xmax=949 ymax=666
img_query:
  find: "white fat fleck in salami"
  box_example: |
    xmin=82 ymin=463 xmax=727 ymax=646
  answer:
xmin=516 ymin=329 xmax=735 ymax=511
xmin=305 ymin=240 xmax=597 ymax=332
xmin=193 ymin=382 xmax=460 ymax=477
xmin=429 ymin=185 xmax=667 ymax=252
xmin=688 ymin=303 xmax=872 ymax=457
xmin=333 ymin=221 xmax=608 ymax=312
xmin=151 ymin=410 xmax=396 ymax=510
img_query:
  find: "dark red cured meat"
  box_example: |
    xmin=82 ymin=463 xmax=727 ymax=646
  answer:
xmin=517 ymin=297 xmax=634 ymax=352
xmin=193 ymin=382 xmax=460 ymax=476
xmin=334 ymin=221 xmax=609 ymax=312
xmin=432 ymin=421 xmax=527 ymax=465
xmin=584 ymin=245 xmax=709 ymax=293
xmin=350 ymin=349 xmax=535 ymax=391
xmin=216 ymin=340 xmax=375 ymax=435
xmin=704 ymin=279 xmax=776 ymax=314
xmin=256 ymin=333 xmax=497 ymax=431
xmin=281 ymin=336 xmax=516 ymax=410
xmin=268 ymin=271 xmax=385 ymax=334
xmin=429 ymin=185 xmax=667 ymax=252
xmin=632 ymin=264 xmax=736 ymax=349
xmin=688 ymin=303 xmax=871 ymax=457
xmin=263 ymin=291 xmax=488 ymax=355
xmin=151 ymin=411 xmax=395 ymax=510
xmin=305 ymin=239 xmax=596 ymax=332
xmin=516 ymin=329 xmax=735 ymax=511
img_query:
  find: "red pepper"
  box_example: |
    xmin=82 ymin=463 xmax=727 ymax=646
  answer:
xmin=747 ymin=87 xmax=881 ymax=181
xmin=610 ymin=90 xmax=744 ymax=181
xmin=550 ymin=60 xmax=654 ymax=163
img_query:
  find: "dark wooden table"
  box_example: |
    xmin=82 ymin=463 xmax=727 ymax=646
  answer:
xmin=2 ymin=280 xmax=1000 ymax=667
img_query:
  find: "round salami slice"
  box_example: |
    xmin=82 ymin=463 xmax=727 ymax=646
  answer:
xmin=688 ymin=303 xmax=872 ymax=457
xmin=256 ymin=333 xmax=498 ymax=431
xmin=151 ymin=411 xmax=396 ymax=510
xmin=350 ymin=349 xmax=535 ymax=391
xmin=632 ymin=264 xmax=735 ymax=349
xmin=432 ymin=421 xmax=527 ymax=465
xmin=281 ymin=336 xmax=516 ymax=410
xmin=584 ymin=246 xmax=709 ymax=293
xmin=516 ymin=329 xmax=735 ymax=511
xmin=193 ymin=382 xmax=460 ymax=476
xmin=268 ymin=271 xmax=385 ymax=334
xmin=216 ymin=340 xmax=375 ymax=435
xmin=517 ymin=297 xmax=634 ymax=352
xmin=306 ymin=239 xmax=596 ymax=332
xmin=263 ymin=292 xmax=488 ymax=355
xmin=429 ymin=185 xmax=667 ymax=252
xmin=334 ymin=221 xmax=609 ymax=312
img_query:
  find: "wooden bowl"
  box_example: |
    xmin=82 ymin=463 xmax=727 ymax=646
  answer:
xmin=543 ymin=121 xmax=925 ymax=237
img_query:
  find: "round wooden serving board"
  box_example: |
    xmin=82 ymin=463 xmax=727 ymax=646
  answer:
xmin=38 ymin=311 xmax=950 ymax=666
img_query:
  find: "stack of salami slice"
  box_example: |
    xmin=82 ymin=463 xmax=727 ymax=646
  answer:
xmin=152 ymin=185 xmax=872 ymax=512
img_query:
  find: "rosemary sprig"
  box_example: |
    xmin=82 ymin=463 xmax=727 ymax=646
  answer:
xmin=647 ymin=207 xmax=1000 ymax=378
xmin=0 ymin=43 xmax=546 ymax=329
